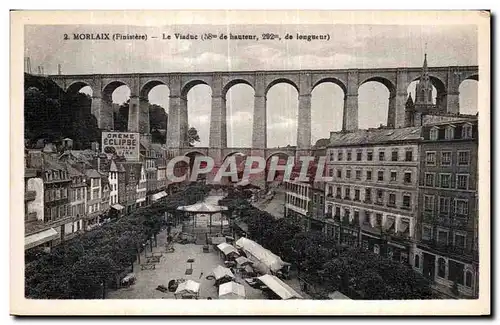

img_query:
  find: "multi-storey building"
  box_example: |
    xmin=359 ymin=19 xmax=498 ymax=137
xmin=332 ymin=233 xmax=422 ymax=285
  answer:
xmin=284 ymin=180 xmax=312 ymax=231
xmin=136 ymin=163 xmax=147 ymax=208
xmin=117 ymin=161 xmax=142 ymax=213
xmin=413 ymin=119 xmax=479 ymax=298
xmin=84 ymin=168 xmax=103 ymax=230
xmin=325 ymin=127 xmax=421 ymax=263
xmin=100 ymin=173 xmax=110 ymax=218
xmin=66 ymin=165 xmax=86 ymax=238
xmin=108 ymin=160 xmax=119 ymax=207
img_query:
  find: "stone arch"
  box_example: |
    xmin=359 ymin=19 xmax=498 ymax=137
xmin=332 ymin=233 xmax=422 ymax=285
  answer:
xmin=181 ymin=79 xmax=211 ymax=98
xmin=140 ymin=79 xmax=169 ymax=98
xmin=221 ymin=78 xmax=255 ymax=98
xmin=66 ymin=81 xmax=93 ymax=96
xmin=410 ymin=75 xmax=446 ymax=95
xmin=222 ymin=151 xmax=248 ymax=163
xmin=265 ymin=78 xmax=299 ymax=96
xmin=463 ymin=73 xmax=479 ymax=82
xmin=312 ymin=77 xmax=347 ymax=95
xmin=184 ymin=150 xmax=207 ymax=157
xmin=360 ymin=76 xmax=397 ymax=95
xmin=102 ymin=80 xmax=129 ymax=102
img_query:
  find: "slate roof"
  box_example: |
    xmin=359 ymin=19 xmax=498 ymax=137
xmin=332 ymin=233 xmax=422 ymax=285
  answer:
xmin=328 ymin=127 xmax=422 ymax=147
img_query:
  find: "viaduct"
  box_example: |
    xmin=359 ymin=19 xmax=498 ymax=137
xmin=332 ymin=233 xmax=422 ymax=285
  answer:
xmin=47 ymin=65 xmax=478 ymax=164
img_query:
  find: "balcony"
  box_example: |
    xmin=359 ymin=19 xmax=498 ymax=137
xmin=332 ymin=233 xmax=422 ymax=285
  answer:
xmin=400 ymin=205 xmax=411 ymax=211
xmin=25 ymin=190 xmax=36 ymax=201
xmin=335 ymin=194 xmax=342 ymax=199
xmin=364 ymin=199 xmax=372 ymax=204
xmin=344 ymin=196 xmax=351 ymax=201
xmin=387 ymin=202 xmax=396 ymax=208
xmin=374 ymin=201 xmax=384 ymax=206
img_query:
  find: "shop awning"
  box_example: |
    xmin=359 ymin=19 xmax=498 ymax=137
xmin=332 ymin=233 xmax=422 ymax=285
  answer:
xmin=112 ymin=204 xmax=124 ymax=211
xmin=136 ymin=197 xmax=146 ymax=203
xmin=25 ymin=228 xmax=59 ymax=250
xmin=217 ymin=243 xmax=239 ymax=256
xmin=152 ymin=191 xmax=168 ymax=202
xmin=257 ymin=274 xmax=303 ymax=300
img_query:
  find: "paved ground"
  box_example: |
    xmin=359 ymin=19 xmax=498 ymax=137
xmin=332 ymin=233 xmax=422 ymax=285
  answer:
xmin=107 ymin=195 xmax=309 ymax=300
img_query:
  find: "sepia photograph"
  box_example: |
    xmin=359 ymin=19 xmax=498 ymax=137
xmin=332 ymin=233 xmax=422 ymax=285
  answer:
xmin=10 ymin=10 xmax=490 ymax=315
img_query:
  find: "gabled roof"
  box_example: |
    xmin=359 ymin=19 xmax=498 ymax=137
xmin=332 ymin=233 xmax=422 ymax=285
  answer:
xmin=85 ymin=169 xmax=101 ymax=179
xmin=329 ymin=127 xmax=422 ymax=147
xmin=66 ymin=164 xmax=83 ymax=177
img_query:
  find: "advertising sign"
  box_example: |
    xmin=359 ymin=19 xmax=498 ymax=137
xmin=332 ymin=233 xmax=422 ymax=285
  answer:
xmin=101 ymin=132 xmax=140 ymax=160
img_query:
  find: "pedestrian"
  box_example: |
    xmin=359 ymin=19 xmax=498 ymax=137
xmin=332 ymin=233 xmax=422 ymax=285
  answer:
xmin=199 ymin=272 xmax=203 ymax=279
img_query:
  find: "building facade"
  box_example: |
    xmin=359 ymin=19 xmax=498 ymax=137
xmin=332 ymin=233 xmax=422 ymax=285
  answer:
xmin=85 ymin=168 xmax=103 ymax=230
xmin=66 ymin=165 xmax=86 ymax=239
xmin=413 ymin=119 xmax=479 ymax=298
xmin=325 ymin=127 xmax=421 ymax=263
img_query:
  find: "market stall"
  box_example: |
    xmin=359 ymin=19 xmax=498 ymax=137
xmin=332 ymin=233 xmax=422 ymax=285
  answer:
xmin=218 ymin=281 xmax=246 ymax=299
xmin=174 ymin=280 xmax=200 ymax=299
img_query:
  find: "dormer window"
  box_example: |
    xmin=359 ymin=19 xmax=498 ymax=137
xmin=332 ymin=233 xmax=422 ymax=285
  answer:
xmin=445 ymin=125 xmax=455 ymax=140
xmin=462 ymin=123 xmax=473 ymax=139
xmin=429 ymin=127 xmax=439 ymax=141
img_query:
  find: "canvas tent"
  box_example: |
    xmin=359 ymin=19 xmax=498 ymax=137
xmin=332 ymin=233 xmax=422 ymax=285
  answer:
xmin=257 ymin=274 xmax=303 ymax=300
xmin=213 ymin=265 xmax=235 ymax=282
xmin=328 ymin=291 xmax=352 ymax=300
xmin=174 ymin=280 xmax=200 ymax=299
xmin=235 ymin=256 xmax=253 ymax=268
xmin=235 ymin=237 xmax=290 ymax=274
xmin=218 ymin=281 xmax=246 ymax=299
xmin=217 ymin=243 xmax=240 ymax=258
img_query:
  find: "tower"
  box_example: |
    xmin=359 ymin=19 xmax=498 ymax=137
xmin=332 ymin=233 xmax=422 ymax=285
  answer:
xmin=404 ymin=93 xmax=415 ymax=127
xmin=414 ymin=53 xmax=435 ymax=113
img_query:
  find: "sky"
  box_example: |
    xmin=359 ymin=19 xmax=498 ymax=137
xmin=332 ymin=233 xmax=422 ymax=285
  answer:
xmin=25 ymin=24 xmax=479 ymax=147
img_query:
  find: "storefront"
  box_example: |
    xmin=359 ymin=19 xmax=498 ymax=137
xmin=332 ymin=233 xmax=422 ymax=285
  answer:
xmin=25 ymin=228 xmax=59 ymax=251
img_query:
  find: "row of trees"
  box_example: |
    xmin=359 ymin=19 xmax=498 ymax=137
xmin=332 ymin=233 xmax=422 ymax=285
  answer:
xmin=220 ymin=188 xmax=435 ymax=299
xmin=25 ymin=183 xmax=210 ymax=299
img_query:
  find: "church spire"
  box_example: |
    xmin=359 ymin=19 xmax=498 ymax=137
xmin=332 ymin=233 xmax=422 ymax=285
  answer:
xmin=415 ymin=52 xmax=434 ymax=111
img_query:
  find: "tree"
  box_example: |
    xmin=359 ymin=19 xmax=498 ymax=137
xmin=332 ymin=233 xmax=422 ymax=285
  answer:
xmin=149 ymin=104 xmax=168 ymax=130
xmin=187 ymin=127 xmax=200 ymax=147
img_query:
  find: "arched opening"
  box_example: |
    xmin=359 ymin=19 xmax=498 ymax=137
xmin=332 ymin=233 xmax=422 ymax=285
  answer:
xmin=358 ymin=80 xmax=392 ymax=129
xmin=221 ymin=152 xmax=248 ymax=185
xmin=266 ymin=81 xmax=299 ymax=148
xmin=184 ymin=151 xmax=207 ymax=182
xmin=414 ymin=254 xmax=420 ymax=269
xmin=265 ymin=152 xmax=291 ymax=188
xmin=184 ymin=82 xmax=211 ymax=147
xmin=437 ymin=257 xmax=446 ymax=278
xmin=311 ymin=80 xmax=345 ymax=143
xmin=459 ymin=79 xmax=478 ymax=115
xmin=102 ymin=82 xmax=130 ymax=132
xmin=225 ymin=83 xmax=254 ymax=147
xmin=465 ymin=270 xmax=473 ymax=288
xmin=144 ymin=83 xmax=170 ymax=143
xmin=407 ymin=76 xmax=446 ymax=112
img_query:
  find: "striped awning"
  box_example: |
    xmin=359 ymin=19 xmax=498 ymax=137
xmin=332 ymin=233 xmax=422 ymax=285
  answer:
xmin=25 ymin=228 xmax=59 ymax=250
xmin=112 ymin=204 xmax=124 ymax=211
xmin=152 ymin=191 xmax=168 ymax=201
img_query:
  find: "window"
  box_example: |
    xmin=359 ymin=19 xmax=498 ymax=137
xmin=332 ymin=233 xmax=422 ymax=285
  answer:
xmin=439 ymin=197 xmax=450 ymax=214
xmin=462 ymin=123 xmax=473 ymax=139
xmin=377 ymin=171 xmax=384 ymax=181
xmin=437 ymin=229 xmax=448 ymax=245
xmin=454 ymin=232 xmax=466 ymax=249
xmin=344 ymin=188 xmax=351 ymax=200
xmin=338 ymin=151 xmax=343 ymax=161
xmin=437 ymin=258 xmax=446 ymax=278
xmin=374 ymin=244 xmax=380 ymax=255
xmin=390 ymin=171 xmax=397 ymax=182
xmin=366 ymin=170 xmax=372 ymax=181
xmin=424 ymin=195 xmax=435 ymax=212
xmin=391 ymin=150 xmax=398 ymax=161
xmin=403 ymin=194 xmax=411 ymax=208
xmin=367 ymin=151 xmax=373 ymax=161
xmin=414 ymin=254 xmax=420 ymax=268
xmin=356 ymin=151 xmax=362 ymax=161
xmin=336 ymin=187 xmax=342 ymax=198
xmin=347 ymin=151 xmax=352 ymax=161
xmin=387 ymin=246 xmax=394 ymax=259
xmin=458 ymin=151 xmax=470 ymax=166
xmin=457 ymin=174 xmax=469 ymax=190
xmin=365 ymin=188 xmax=372 ymax=202
xmin=405 ymin=149 xmax=413 ymax=162
xmin=376 ymin=189 xmax=384 ymax=204
xmin=355 ymin=170 xmax=361 ymax=180
xmin=375 ymin=214 xmax=383 ymax=227
xmin=455 ymin=199 xmax=469 ymax=216
xmin=445 ymin=126 xmax=455 ymax=140
xmin=425 ymin=173 xmax=435 ymax=187
xmin=404 ymin=171 xmax=412 ymax=184
xmin=430 ymin=127 xmax=439 ymax=140
xmin=329 ymin=151 xmax=334 ymax=161
xmin=465 ymin=271 xmax=473 ymax=288
xmin=441 ymin=152 xmax=451 ymax=166
xmin=346 ymin=169 xmax=351 ymax=179
xmin=379 ymin=151 xmax=385 ymax=161
xmin=449 ymin=260 xmax=464 ymax=285
xmin=422 ymin=226 xmax=433 ymax=240
xmin=336 ymin=169 xmax=342 ymax=179
xmin=426 ymin=152 xmax=436 ymax=165
xmin=354 ymin=189 xmax=360 ymax=201
xmin=335 ymin=206 xmax=341 ymax=217
xmin=440 ymin=174 xmax=451 ymax=188
xmin=388 ymin=193 xmax=396 ymax=206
